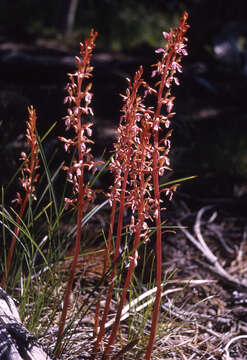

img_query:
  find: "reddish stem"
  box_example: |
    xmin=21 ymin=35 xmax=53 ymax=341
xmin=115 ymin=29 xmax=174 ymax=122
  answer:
xmin=103 ymin=196 xmax=145 ymax=359
xmin=56 ymin=31 xmax=98 ymax=356
xmin=93 ymin=72 xmax=143 ymax=356
xmin=145 ymin=12 xmax=189 ymax=355
xmin=93 ymin=197 xmax=116 ymax=349
xmin=55 ymin=191 xmax=84 ymax=356
xmin=56 ymin=79 xmax=85 ymax=357
xmin=145 ymin=150 xmax=162 ymax=360
xmin=93 ymin=171 xmax=129 ymax=353
xmin=103 ymin=113 xmax=149 ymax=357
xmin=2 ymin=107 xmax=39 ymax=289
xmin=145 ymin=48 xmax=174 ymax=359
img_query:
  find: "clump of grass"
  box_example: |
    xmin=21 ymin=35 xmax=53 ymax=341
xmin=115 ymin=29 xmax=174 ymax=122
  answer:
xmin=0 ymin=11 xmax=190 ymax=360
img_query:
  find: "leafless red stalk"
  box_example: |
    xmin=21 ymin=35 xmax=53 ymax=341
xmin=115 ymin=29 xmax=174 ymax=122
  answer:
xmin=146 ymin=11 xmax=189 ymax=359
xmin=55 ymin=29 xmax=103 ymax=357
xmin=1 ymin=106 xmax=40 ymax=289
xmin=102 ymin=67 xmax=156 ymax=359
xmin=93 ymin=66 xmax=149 ymax=356
xmin=92 ymin=11 xmax=189 ymax=360
xmin=93 ymin=195 xmax=116 ymax=338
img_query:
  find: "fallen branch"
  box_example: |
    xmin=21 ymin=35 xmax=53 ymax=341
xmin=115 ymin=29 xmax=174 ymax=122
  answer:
xmin=223 ymin=335 xmax=247 ymax=360
xmin=0 ymin=287 xmax=51 ymax=360
xmin=178 ymin=206 xmax=247 ymax=291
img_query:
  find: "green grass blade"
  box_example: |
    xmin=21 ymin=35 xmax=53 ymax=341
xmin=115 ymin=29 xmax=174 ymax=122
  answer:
xmin=37 ymin=135 xmax=59 ymax=218
xmin=34 ymin=161 xmax=64 ymax=216
xmin=33 ymin=201 xmax=53 ymax=222
xmin=89 ymin=154 xmax=112 ymax=188
xmin=40 ymin=122 xmax=57 ymax=143
xmin=0 ymin=208 xmax=50 ymax=271
xmin=67 ymin=199 xmax=109 ymax=239
xmin=160 ymin=175 xmax=197 ymax=188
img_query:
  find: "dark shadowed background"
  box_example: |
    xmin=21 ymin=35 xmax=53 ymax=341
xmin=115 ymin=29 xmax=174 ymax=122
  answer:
xmin=0 ymin=0 xmax=247 ymax=213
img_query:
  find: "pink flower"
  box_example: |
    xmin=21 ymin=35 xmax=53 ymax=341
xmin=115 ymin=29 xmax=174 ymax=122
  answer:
xmin=166 ymin=98 xmax=174 ymax=113
xmin=155 ymin=48 xmax=165 ymax=54
xmin=174 ymin=77 xmax=180 ymax=85
xmin=171 ymin=62 xmax=182 ymax=72
xmin=162 ymin=31 xmax=170 ymax=39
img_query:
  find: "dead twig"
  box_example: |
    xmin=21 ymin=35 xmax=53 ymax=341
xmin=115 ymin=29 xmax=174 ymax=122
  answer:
xmin=223 ymin=335 xmax=247 ymax=360
xmin=207 ymin=223 xmax=235 ymax=255
xmin=178 ymin=206 xmax=247 ymax=291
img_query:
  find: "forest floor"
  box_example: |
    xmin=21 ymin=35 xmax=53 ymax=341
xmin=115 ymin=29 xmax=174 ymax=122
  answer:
xmin=37 ymin=199 xmax=247 ymax=359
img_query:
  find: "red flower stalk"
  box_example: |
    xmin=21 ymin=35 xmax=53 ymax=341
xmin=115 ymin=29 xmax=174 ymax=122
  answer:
xmin=56 ymin=29 xmax=102 ymax=357
xmin=94 ymin=11 xmax=189 ymax=359
xmin=145 ymin=11 xmax=189 ymax=359
xmin=1 ymin=106 xmax=40 ymax=289
xmin=102 ymin=74 xmax=156 ymax=359
xmin=93 ymin=67 xmax=148 ymax=356
xmin=93 ymin=195 xmax=116 ymax=338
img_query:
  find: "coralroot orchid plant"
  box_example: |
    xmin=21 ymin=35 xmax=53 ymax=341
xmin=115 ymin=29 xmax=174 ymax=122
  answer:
xmin=92 ymin=11 xmax=189 ymax=359
xmin=1 ymin=106 xmax=40 ymax=289
xmin=1 ymin=11 xmax=189 ymax=360
xmin=146 ymin=11 xmax=189 ymax=358
xmin=55 ymin=29 xmax=103 ymax=356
